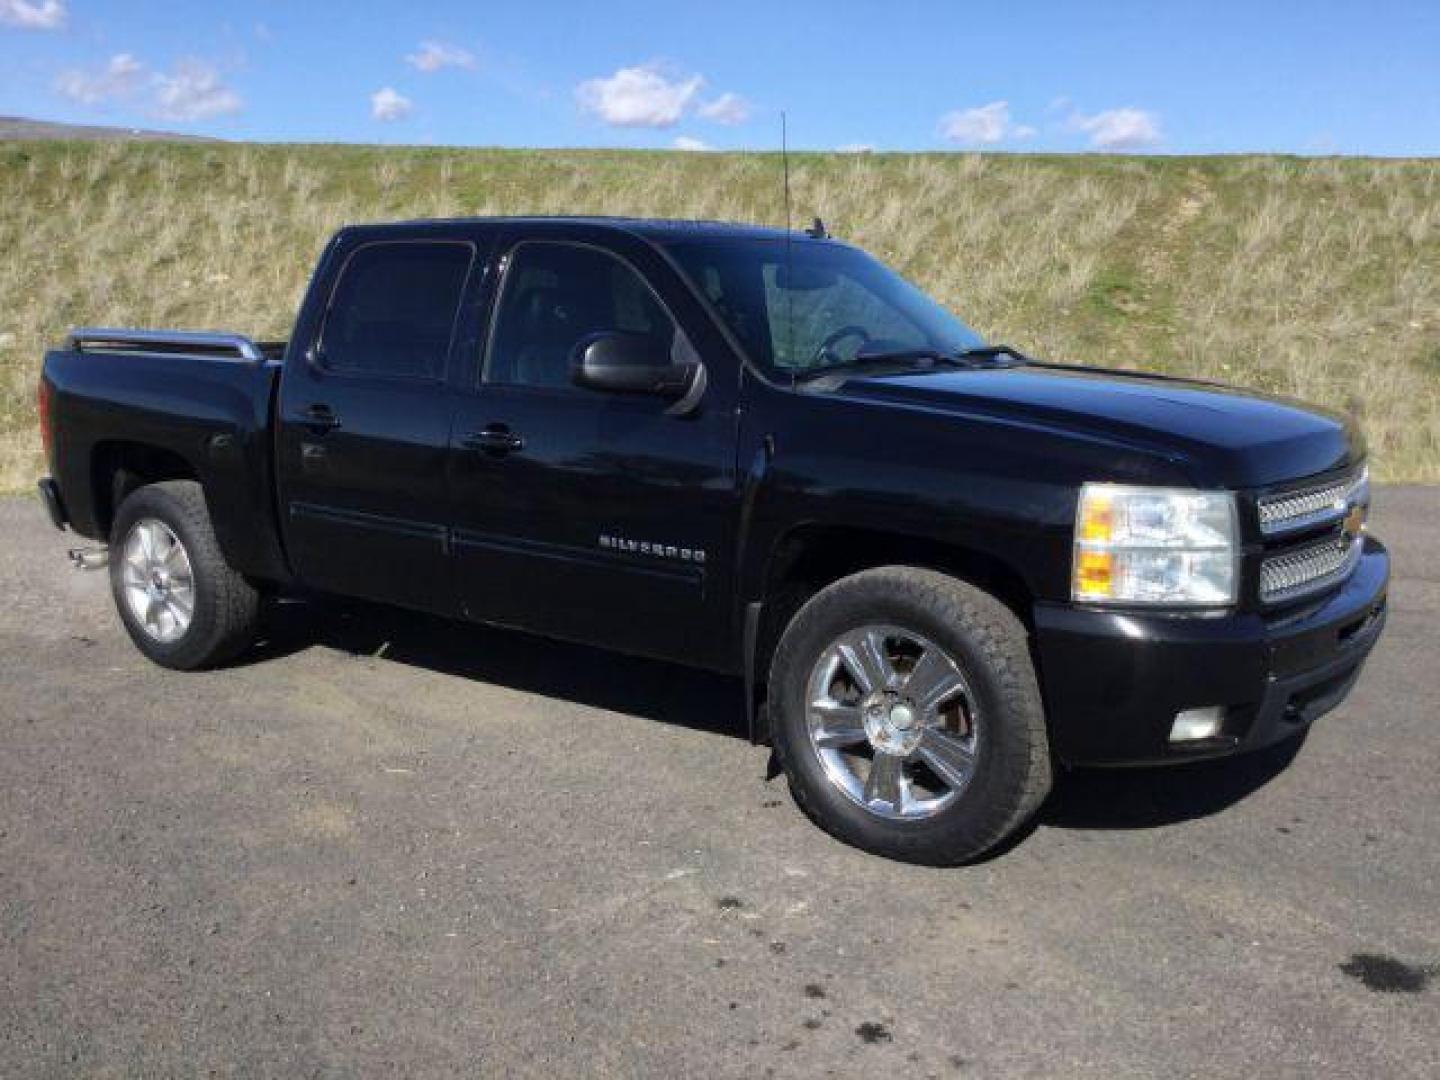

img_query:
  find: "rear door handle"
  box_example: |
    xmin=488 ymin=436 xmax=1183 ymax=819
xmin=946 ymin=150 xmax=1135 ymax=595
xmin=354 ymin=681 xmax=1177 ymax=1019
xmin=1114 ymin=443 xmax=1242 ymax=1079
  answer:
xmin=464 ymin=425 xmax=525 ymax=456
xmin=300 ymin=403 xmax=341 ymax=433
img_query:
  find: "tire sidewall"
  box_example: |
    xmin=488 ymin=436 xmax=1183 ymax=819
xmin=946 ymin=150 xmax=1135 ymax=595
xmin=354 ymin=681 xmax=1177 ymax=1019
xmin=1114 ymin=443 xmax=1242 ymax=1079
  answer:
xmin=109 ymin=486 xmax=218 ymax=669
xmin=771 ymin=571 xmax=1041 ymax=863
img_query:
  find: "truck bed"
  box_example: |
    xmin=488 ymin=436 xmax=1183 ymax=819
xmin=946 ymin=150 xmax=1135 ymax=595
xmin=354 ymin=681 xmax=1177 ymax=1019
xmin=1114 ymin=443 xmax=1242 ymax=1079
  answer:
xmin=41 ymin=327 xmax=291 ymax=583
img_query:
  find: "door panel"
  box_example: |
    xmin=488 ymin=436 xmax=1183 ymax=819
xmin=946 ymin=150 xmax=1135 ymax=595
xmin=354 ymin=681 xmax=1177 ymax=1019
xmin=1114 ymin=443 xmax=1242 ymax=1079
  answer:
xmin=278 ymin=373 xmax=453 ymax=611
xmin=448 ymin=235 xmax=737 ymax=668
xmin=276 ymin=239 xmax=473 ymax=613
xmin=450 ymin=388 xmax=732 ymax=663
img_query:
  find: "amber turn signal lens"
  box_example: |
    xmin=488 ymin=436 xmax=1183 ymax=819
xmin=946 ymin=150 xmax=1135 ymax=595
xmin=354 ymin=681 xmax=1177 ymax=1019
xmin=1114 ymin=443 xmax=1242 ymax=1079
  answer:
xmin=1073 ymin=550 xmax=1114 ymax=597
xmin=1077 ymin=493 xmax=1113 ymax=544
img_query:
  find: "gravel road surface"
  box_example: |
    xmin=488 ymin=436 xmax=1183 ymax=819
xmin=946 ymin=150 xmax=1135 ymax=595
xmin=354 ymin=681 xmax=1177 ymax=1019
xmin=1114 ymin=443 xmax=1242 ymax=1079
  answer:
xmin=1 ymin=489 xmax=1436 ymax=1077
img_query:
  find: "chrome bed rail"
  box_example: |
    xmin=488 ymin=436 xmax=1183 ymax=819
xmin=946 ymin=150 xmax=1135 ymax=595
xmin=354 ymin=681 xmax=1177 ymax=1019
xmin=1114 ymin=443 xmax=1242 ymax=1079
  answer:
xmin=65 ymin=327 xmax=270 ymax=365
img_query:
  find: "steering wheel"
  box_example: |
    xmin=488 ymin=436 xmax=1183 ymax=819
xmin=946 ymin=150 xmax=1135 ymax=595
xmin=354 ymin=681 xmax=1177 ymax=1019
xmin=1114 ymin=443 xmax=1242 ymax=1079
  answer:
xmin=811 ymin=324 xmax=872 ymax=367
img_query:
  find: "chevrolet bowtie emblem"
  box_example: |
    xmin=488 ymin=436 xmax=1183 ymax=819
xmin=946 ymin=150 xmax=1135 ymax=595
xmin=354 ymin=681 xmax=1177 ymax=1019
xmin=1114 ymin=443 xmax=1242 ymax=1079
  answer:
xmin=1342 ymin=503 xmax=1366 ymax=541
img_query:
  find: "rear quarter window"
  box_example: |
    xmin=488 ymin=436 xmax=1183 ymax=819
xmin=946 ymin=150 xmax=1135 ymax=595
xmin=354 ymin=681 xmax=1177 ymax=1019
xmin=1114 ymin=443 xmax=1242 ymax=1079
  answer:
xmin=321 ymin=241 xmax=473 ymax=379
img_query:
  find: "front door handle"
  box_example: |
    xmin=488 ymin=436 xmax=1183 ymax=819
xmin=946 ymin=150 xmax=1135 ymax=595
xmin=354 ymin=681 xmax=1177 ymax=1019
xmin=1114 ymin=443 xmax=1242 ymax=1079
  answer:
xmin=464 ymin=425 xmax=525 ymax=456
xmin=300 ymin=403 xmax=341 ymax=434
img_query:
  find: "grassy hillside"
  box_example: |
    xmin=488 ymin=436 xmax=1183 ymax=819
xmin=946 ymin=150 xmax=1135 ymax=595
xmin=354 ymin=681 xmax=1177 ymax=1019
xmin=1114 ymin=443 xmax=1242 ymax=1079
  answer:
xmin=1 ymin=141 xmax=1436 ymax=490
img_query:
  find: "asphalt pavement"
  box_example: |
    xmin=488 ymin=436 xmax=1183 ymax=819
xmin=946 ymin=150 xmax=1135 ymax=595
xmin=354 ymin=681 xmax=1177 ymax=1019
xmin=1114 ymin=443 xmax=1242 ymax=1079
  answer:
xmin=1 ymin=488 xmax=1436 ymax=1078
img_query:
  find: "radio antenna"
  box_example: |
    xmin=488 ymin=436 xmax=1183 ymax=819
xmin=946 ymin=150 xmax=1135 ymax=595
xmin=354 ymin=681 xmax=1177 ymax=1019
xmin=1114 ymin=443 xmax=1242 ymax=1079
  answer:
xmin=781 ymin=110 xmax=792 ymax=236
xmin=782 ymin=110 xmax=796 ymax=384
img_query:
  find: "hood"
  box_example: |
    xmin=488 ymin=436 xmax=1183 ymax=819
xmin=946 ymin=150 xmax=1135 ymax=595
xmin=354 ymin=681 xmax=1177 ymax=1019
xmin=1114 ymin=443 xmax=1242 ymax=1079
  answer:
xmin=836 ymin=363 xmax=1360 ymax=489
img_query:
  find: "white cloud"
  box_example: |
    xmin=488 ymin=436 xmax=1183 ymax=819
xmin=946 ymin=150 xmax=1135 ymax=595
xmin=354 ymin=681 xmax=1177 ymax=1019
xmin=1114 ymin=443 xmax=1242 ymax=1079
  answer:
xmin=370 ymin=86 xmax=413 ymax=122
xmin=938 ymin=100 xmax=1033 ymax=145
xmin=672 ymin=135 xmax=712 ymax=151
xmin=697 ymin=91 xmax=749 ymax=126
xmin=55 ymin=54 xmax=242 ymax=121
xmin=0 ymin=0 xmax=66 ymax=30
xmin=1069 ymin=106 xmax=1161 ymax=149
xmin=55 ymin=53 xmax=242 ymax=121
xmin=55 ymin=53 xmax=145 ymax=106
xmin=153 ymin=61 xmax=242 ymax=121
xmin=836 ymin=142 xmax=875 ymax=154
xmin=576 ymin=63 xmax=703 ymax=128
xmin=405 ymin=40 xmax=475 ymax=73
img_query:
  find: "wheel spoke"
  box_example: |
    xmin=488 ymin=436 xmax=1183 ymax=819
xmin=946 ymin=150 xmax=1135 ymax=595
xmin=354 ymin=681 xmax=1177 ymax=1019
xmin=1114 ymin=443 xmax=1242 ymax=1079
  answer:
xmin=917 ymin=728 xmax=975 ymax=791
xmin=906 ymin=647 xmax=967 ymax=715
xmin=168 ymin=590 xmax=193 ymax=620
xmin=810 ymin=700 xmax=867 ymax=748
xmin=864 ymin=753 xmax=906 ymax=811
xmin=837 ymin=628 xmax=896 ymax=694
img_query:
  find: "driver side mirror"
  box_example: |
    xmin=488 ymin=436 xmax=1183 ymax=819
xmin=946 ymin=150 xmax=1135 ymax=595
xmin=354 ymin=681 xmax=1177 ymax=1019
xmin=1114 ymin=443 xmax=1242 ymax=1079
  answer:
xmin=570 ymin=331 xmax=704 ymax=404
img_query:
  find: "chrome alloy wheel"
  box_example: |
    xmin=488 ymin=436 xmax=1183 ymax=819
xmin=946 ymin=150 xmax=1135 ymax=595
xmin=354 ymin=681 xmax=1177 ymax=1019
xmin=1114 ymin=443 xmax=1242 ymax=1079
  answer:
xmin=805 ymin=625 xmax=980 ymax=821
xmin=120 ymin=518 xmax=195 ymax=644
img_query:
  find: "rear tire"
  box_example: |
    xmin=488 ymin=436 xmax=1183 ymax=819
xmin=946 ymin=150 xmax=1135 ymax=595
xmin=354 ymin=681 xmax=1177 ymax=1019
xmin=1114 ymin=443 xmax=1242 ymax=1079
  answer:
xmin=108 ymin=480 xmax=260 ymax=670
xmin=768 ymin=566 xmax=1052 ymax=865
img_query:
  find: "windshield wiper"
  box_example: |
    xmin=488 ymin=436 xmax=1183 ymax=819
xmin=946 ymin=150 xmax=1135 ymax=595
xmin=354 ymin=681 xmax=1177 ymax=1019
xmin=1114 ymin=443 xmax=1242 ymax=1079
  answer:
xmin=953 ymin=344 xmax=1028 ymax=365
xmin=794 ymin=343 xmax=1026 ymax=383
xmin=793 ymin=347 xmax=962 ymax=383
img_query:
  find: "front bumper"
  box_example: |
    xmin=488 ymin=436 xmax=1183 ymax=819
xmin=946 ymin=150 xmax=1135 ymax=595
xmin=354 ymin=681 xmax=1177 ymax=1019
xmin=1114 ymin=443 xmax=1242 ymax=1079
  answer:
xmin=37 ymin=477 xmax=68 ymax=530
xmin=1033 ymin=536 xmax=1389 ymax=766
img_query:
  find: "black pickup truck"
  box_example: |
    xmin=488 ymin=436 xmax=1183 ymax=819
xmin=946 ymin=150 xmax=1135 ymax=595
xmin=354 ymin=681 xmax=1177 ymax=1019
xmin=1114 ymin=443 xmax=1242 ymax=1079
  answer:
xmin=35 ymin=216 xmax=1388 ymax=864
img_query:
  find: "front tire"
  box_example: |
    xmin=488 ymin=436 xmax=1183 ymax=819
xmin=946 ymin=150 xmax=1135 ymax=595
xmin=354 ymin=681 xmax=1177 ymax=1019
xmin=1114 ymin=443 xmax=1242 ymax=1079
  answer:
xmin=768 ymin=567 xmax=1052 ymax=865
xmin=109 ymin=480 xmax=260 ymax=670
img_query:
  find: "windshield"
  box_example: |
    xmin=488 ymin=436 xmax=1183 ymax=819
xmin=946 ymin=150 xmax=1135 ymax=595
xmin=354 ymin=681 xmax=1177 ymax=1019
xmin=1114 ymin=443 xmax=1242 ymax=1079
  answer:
xmin=665 ymin=237 xmax=984 ymax=379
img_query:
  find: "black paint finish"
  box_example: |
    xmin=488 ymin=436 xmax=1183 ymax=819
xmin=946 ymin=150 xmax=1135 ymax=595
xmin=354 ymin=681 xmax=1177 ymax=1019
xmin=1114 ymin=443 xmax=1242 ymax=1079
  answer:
xmin=36 ymin=216 xmax=1389 ymax=765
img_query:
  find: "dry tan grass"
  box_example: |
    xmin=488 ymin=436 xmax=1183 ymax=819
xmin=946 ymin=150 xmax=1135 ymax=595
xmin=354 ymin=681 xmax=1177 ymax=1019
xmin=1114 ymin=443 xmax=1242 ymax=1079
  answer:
xmin=0 ymin=143 xmax=1436 ymax=490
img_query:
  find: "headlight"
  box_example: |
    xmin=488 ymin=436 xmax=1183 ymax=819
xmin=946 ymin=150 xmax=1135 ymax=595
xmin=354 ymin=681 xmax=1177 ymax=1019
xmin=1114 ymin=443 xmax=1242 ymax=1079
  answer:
xmin=1073 ymin=484 xmax=1238 ymax=606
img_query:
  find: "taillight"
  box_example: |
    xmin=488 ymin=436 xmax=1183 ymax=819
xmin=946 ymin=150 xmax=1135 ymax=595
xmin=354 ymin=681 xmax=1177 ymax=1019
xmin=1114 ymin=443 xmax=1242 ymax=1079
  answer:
xmin=37 ymin=378 xmax=54 ymax=459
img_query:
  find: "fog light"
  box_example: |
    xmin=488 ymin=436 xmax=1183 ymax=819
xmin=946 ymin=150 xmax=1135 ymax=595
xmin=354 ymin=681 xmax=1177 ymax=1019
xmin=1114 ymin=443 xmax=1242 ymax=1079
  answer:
xmin=1170 ymin=706 xmax=1225 ymax=742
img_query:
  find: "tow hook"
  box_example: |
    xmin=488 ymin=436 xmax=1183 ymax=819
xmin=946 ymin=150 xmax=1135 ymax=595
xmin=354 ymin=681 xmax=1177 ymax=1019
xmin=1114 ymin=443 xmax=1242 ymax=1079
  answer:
xmin=68 ymin=546 xmax=109 ymax=571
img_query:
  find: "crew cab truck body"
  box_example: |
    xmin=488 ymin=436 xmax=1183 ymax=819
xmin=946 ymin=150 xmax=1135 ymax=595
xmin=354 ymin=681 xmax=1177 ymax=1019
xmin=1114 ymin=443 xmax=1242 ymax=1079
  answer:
xmin=36 ymin=217 xmax=1389 ymax=864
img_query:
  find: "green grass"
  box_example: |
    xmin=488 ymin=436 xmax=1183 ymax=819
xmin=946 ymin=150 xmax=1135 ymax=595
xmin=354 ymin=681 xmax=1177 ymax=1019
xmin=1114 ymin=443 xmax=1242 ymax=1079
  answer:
xmin=1 ymin=141 xmax=1437 ymax=488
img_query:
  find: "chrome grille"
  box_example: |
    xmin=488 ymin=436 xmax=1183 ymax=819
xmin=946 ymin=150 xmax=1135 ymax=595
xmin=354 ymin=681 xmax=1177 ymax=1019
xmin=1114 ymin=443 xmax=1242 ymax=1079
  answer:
xmin=1257 ymin=468 xmax=1368 ymax=537
xmin=1260 ymin=533 xmax=1363 ymax=603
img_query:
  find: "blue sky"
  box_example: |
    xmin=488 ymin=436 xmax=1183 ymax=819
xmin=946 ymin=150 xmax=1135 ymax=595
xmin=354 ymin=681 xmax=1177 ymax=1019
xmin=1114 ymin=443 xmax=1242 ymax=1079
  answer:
xmin=1 ymin=0 xmax=1437 ymax=155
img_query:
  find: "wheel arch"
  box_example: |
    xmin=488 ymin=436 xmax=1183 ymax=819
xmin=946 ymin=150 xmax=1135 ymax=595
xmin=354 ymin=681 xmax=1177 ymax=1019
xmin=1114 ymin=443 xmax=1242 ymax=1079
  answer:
xmin=746 ymin=523 xmax=1037 ymax=743
xmin=90 ymin=440 xmax=201 ymax=539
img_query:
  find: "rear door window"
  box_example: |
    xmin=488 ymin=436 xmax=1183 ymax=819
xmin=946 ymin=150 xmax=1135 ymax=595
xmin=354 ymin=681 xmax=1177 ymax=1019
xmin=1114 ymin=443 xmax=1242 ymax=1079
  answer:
xmin=321 ymin=242 xmax=473 ymax=379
